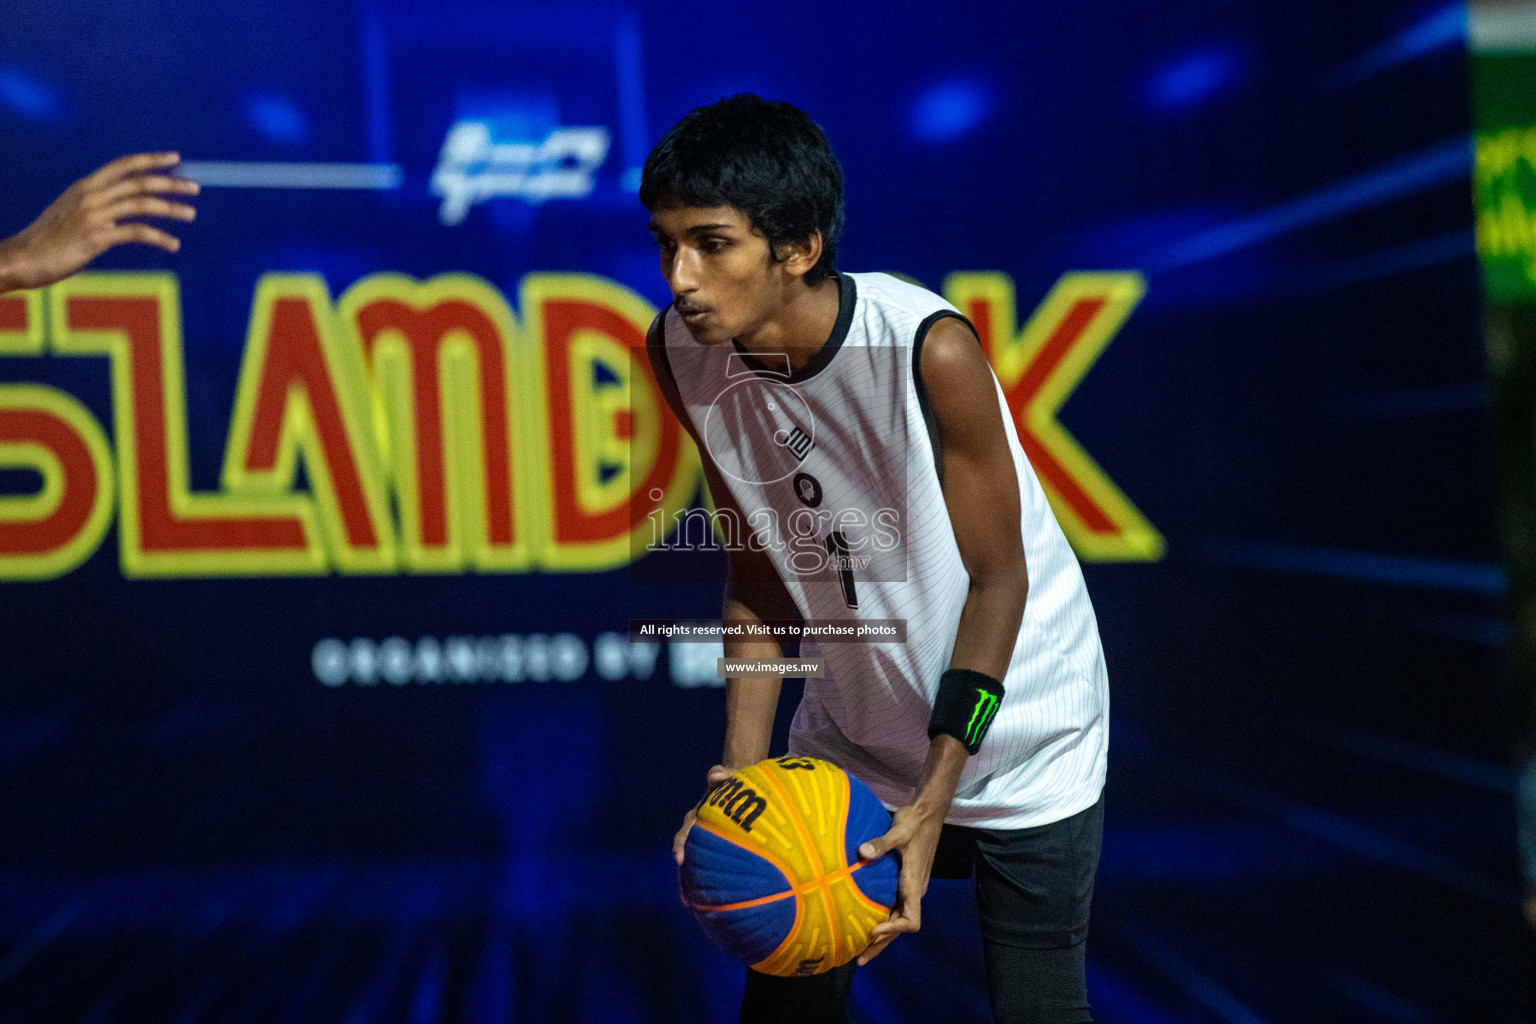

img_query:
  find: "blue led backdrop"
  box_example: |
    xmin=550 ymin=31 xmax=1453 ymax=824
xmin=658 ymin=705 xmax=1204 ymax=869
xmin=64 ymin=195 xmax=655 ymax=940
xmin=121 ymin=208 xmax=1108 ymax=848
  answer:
xmin=0 ymin=1 xmax=1527 ymax=1021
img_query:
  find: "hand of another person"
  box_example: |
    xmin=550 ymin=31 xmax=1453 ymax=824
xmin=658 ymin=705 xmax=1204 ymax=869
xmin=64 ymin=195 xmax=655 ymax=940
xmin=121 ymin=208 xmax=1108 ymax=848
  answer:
xmin=0 ymin=152 xmax=198 ymax=294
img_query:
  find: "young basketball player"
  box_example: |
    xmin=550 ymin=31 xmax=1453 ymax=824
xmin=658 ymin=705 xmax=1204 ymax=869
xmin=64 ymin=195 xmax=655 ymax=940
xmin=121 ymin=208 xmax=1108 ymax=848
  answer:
xmin=0 ymin=151 xmax=197 ymax=296
xmin=646 ymin=95 xmax=1108 ymax=1024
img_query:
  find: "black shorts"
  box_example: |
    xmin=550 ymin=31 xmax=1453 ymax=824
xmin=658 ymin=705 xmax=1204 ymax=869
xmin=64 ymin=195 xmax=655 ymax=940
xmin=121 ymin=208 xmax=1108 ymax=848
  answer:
xmin=741 ymin=790 xmax=1104 ymax=1024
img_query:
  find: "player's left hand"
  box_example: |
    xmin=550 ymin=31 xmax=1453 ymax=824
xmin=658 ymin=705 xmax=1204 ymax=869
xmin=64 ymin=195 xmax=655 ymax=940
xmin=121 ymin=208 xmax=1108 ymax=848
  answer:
xmin=854 ymin=801 xmax=944 ymax=965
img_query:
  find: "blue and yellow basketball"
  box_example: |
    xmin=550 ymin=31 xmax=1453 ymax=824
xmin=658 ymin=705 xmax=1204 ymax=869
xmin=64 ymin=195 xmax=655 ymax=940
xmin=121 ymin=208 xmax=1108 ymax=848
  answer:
xmin=679 ymin=755 xmax=899 ymax=976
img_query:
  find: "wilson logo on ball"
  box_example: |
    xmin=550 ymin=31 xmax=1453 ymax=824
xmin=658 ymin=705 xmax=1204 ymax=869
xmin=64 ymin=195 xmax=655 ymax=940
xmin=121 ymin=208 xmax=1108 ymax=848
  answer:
xmin=706 ymin=777 xmax=769 ymax=832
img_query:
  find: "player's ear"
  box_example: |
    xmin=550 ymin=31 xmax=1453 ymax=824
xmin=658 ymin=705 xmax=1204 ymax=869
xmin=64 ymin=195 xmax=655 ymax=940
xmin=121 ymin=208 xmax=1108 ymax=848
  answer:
xmin=779 ymin=230 xmax=823 ymax=281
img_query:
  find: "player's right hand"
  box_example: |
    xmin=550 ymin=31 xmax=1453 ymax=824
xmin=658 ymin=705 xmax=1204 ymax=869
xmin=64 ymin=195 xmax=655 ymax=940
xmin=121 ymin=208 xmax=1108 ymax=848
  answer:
xmin=673 ymin=764 xmax=735 ymax=866
xmin=0 ymin=152 xmax=199 ymax=294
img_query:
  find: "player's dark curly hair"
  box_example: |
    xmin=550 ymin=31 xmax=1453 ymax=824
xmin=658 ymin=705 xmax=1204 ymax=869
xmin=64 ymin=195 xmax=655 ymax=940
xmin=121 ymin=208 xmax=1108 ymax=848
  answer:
xmin=640 ymin=94 xmax=844 ymax=287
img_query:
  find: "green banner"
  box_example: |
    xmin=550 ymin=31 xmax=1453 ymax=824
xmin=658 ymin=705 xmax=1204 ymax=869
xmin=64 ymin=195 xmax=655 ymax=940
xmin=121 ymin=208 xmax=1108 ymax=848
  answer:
xmin=1474 ymin=3 xmax=1536 ymax=738
xmin=1473 ymin=9 xmax=1536 ymax=303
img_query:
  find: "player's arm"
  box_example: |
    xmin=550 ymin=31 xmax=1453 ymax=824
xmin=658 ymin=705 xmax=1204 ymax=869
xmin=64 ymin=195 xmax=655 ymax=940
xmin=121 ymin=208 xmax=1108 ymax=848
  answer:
xmin=906 ymin=314 xmax=1029 ymax=820
xmin=858 ymin=315 xmax=1029 ymax=964
xmin=671 ymin=453 xmax=796 ymax=865
xmin=647 ymin=322 xmax=797 ymax=864
xmin=712 ymin=449 xmax=798 ymax=769
xmin=0 ymin=152 xmax=199 ymax=296
xmin=919 ymin=317 xmax=1029 ymax=686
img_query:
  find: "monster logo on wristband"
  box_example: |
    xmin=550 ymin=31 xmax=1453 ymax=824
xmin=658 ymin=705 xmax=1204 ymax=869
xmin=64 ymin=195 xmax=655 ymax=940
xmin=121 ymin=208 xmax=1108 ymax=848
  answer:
xmin=965 ymin=689 xmax=1001 ymax=747
xmin=928 ymin=667 xmax=1006 ymax=755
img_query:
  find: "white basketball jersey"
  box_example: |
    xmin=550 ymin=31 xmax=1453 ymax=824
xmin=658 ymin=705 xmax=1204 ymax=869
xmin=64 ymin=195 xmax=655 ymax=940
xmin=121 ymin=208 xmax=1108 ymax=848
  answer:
xmin=653 ymin=272 xmax=1108 ymax=829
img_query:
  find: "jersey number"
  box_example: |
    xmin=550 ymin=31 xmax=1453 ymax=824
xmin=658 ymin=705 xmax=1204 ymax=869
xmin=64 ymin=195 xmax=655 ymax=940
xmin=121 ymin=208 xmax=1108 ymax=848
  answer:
xmin=825 ymin=529 xmax=859 ymax=609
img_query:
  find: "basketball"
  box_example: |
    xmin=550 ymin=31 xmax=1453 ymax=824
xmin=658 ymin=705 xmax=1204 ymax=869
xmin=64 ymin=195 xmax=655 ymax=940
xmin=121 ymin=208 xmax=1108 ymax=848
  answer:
xmin=679 ymin=755 xmax=899 ymax=976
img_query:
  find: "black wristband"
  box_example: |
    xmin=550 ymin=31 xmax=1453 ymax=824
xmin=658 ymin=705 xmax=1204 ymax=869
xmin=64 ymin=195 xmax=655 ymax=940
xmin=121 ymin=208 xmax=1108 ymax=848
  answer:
xmin=928 ymin=668 xmax=1005 ymax=755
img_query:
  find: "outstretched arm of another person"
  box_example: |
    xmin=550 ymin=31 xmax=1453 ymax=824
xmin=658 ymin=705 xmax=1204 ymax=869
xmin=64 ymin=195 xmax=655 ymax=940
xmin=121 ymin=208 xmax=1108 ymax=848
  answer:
xmin=0 ymin=152 xmax=199 ymax=295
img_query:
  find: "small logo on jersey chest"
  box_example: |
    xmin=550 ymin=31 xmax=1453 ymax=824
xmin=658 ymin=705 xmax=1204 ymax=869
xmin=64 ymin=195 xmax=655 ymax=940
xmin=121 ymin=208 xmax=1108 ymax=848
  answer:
xmin=792 ymin=472 xmax=822 ymax=507
xmin=775 ymin=425 xmax=813 ymax=461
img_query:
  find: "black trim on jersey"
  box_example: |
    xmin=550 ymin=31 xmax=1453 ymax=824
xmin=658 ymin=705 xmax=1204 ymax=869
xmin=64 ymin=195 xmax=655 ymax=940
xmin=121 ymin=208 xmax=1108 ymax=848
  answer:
xmin=645 ymin=308 xmax=698 ymax=441
xmin=729 ymin=272 xmax=856 ymax=385
xmin=911 ymin=309 xmax=978 ymax=486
